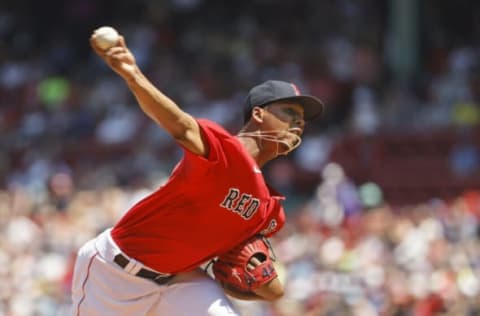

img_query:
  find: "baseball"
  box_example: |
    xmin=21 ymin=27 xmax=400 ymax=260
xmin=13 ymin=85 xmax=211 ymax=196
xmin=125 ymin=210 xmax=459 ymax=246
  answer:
xmin=92 ymin=26 xmax=119 ymax=50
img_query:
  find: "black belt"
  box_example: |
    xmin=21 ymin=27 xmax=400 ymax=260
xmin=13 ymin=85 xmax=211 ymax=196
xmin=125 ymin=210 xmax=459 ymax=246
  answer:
xmin=114 ymin=254 xmax=174 ymax=285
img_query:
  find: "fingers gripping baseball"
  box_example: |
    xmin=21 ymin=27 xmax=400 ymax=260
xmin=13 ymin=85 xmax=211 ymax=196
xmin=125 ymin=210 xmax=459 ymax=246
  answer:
xmin=105 ymin=43 xmax=135 ymax=69
xmin=90 ymin=29 xmax=137 ymax=79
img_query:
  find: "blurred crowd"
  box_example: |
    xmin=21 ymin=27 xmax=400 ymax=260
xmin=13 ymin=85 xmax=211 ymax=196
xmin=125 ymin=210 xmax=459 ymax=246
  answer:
xmin=1 ymin=163 xmax=480 ymax=315
xmin=235 ymin=163 xmax=480 ymax=315
xmin=1 ymin=0 xmax=480 ymax=315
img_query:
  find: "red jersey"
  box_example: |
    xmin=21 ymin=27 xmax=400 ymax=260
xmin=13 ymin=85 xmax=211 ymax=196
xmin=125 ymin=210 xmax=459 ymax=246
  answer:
xmin=111 ymin=119 xmax=286 ymax=273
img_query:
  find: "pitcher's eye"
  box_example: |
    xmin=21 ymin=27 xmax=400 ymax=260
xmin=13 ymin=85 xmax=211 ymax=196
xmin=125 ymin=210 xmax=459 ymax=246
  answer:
xmin=284 ymin=108 xmax=301 ymax=118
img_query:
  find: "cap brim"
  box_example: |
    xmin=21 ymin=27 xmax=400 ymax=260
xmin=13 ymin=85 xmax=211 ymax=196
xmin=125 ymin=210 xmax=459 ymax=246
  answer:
xmin=275 ymin=95 xmax=325 ymax=121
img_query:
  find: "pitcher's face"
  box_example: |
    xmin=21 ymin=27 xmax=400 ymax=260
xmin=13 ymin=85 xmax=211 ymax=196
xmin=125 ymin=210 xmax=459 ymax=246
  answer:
xmin=261 ymin=102 xmax=305 ymax=152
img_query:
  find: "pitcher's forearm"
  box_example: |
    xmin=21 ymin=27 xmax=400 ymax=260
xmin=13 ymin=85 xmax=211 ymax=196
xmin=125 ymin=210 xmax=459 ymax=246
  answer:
xmin=124 ymin=68 xmax=192 ymax=138
xmin=92 ymin=33 xmax=206 ymax=155
xmin=221 ymin=277 xmax=284 ymax=301
xmin=221 ymin=283 xmax=263 ymax=301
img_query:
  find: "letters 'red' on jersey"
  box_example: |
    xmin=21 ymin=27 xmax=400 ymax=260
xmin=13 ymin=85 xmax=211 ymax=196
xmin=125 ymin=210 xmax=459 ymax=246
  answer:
xmin=220 ymin=188 xmax=261 ymax=220
xmin=111 ymin=119 xmax=286 ymax=274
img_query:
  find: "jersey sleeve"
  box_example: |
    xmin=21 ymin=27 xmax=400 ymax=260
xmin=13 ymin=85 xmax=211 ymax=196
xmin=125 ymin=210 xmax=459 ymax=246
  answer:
xmin=179 ymin=119 xmax=232 ymax=176
xmin=260 ymin=196 xmax=286 ymax=237
xmin=259 ymin=185 xmax=286 ymax=237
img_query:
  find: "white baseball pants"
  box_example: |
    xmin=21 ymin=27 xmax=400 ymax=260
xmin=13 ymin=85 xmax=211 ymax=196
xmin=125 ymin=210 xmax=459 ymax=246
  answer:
xmin=71 ymin=229 xmax=240 ymax=316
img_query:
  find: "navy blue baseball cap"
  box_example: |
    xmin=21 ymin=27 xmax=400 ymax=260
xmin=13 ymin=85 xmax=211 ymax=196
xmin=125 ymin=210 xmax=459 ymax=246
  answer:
xmin=243 ymin=80 xmax=325 ymax=123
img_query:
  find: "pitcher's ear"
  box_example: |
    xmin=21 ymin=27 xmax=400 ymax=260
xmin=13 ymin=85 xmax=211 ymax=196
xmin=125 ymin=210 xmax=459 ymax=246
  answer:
xmin=251 ymin=106 xmax=264 ymax=123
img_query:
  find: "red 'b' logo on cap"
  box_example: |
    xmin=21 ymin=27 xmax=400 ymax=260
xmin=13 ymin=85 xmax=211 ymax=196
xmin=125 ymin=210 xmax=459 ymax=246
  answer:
xmin=290 ymin=83 xmax=300 ymax=96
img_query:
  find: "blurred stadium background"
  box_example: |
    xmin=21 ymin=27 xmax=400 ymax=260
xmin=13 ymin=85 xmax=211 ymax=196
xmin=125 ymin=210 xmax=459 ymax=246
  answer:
xmin=1 ymin=0 xmax=480 ymax=315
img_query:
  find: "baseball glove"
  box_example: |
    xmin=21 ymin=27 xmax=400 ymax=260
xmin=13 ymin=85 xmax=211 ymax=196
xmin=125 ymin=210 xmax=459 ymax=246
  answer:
xmin=212 ymin=235 xmax=277 ymax=292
